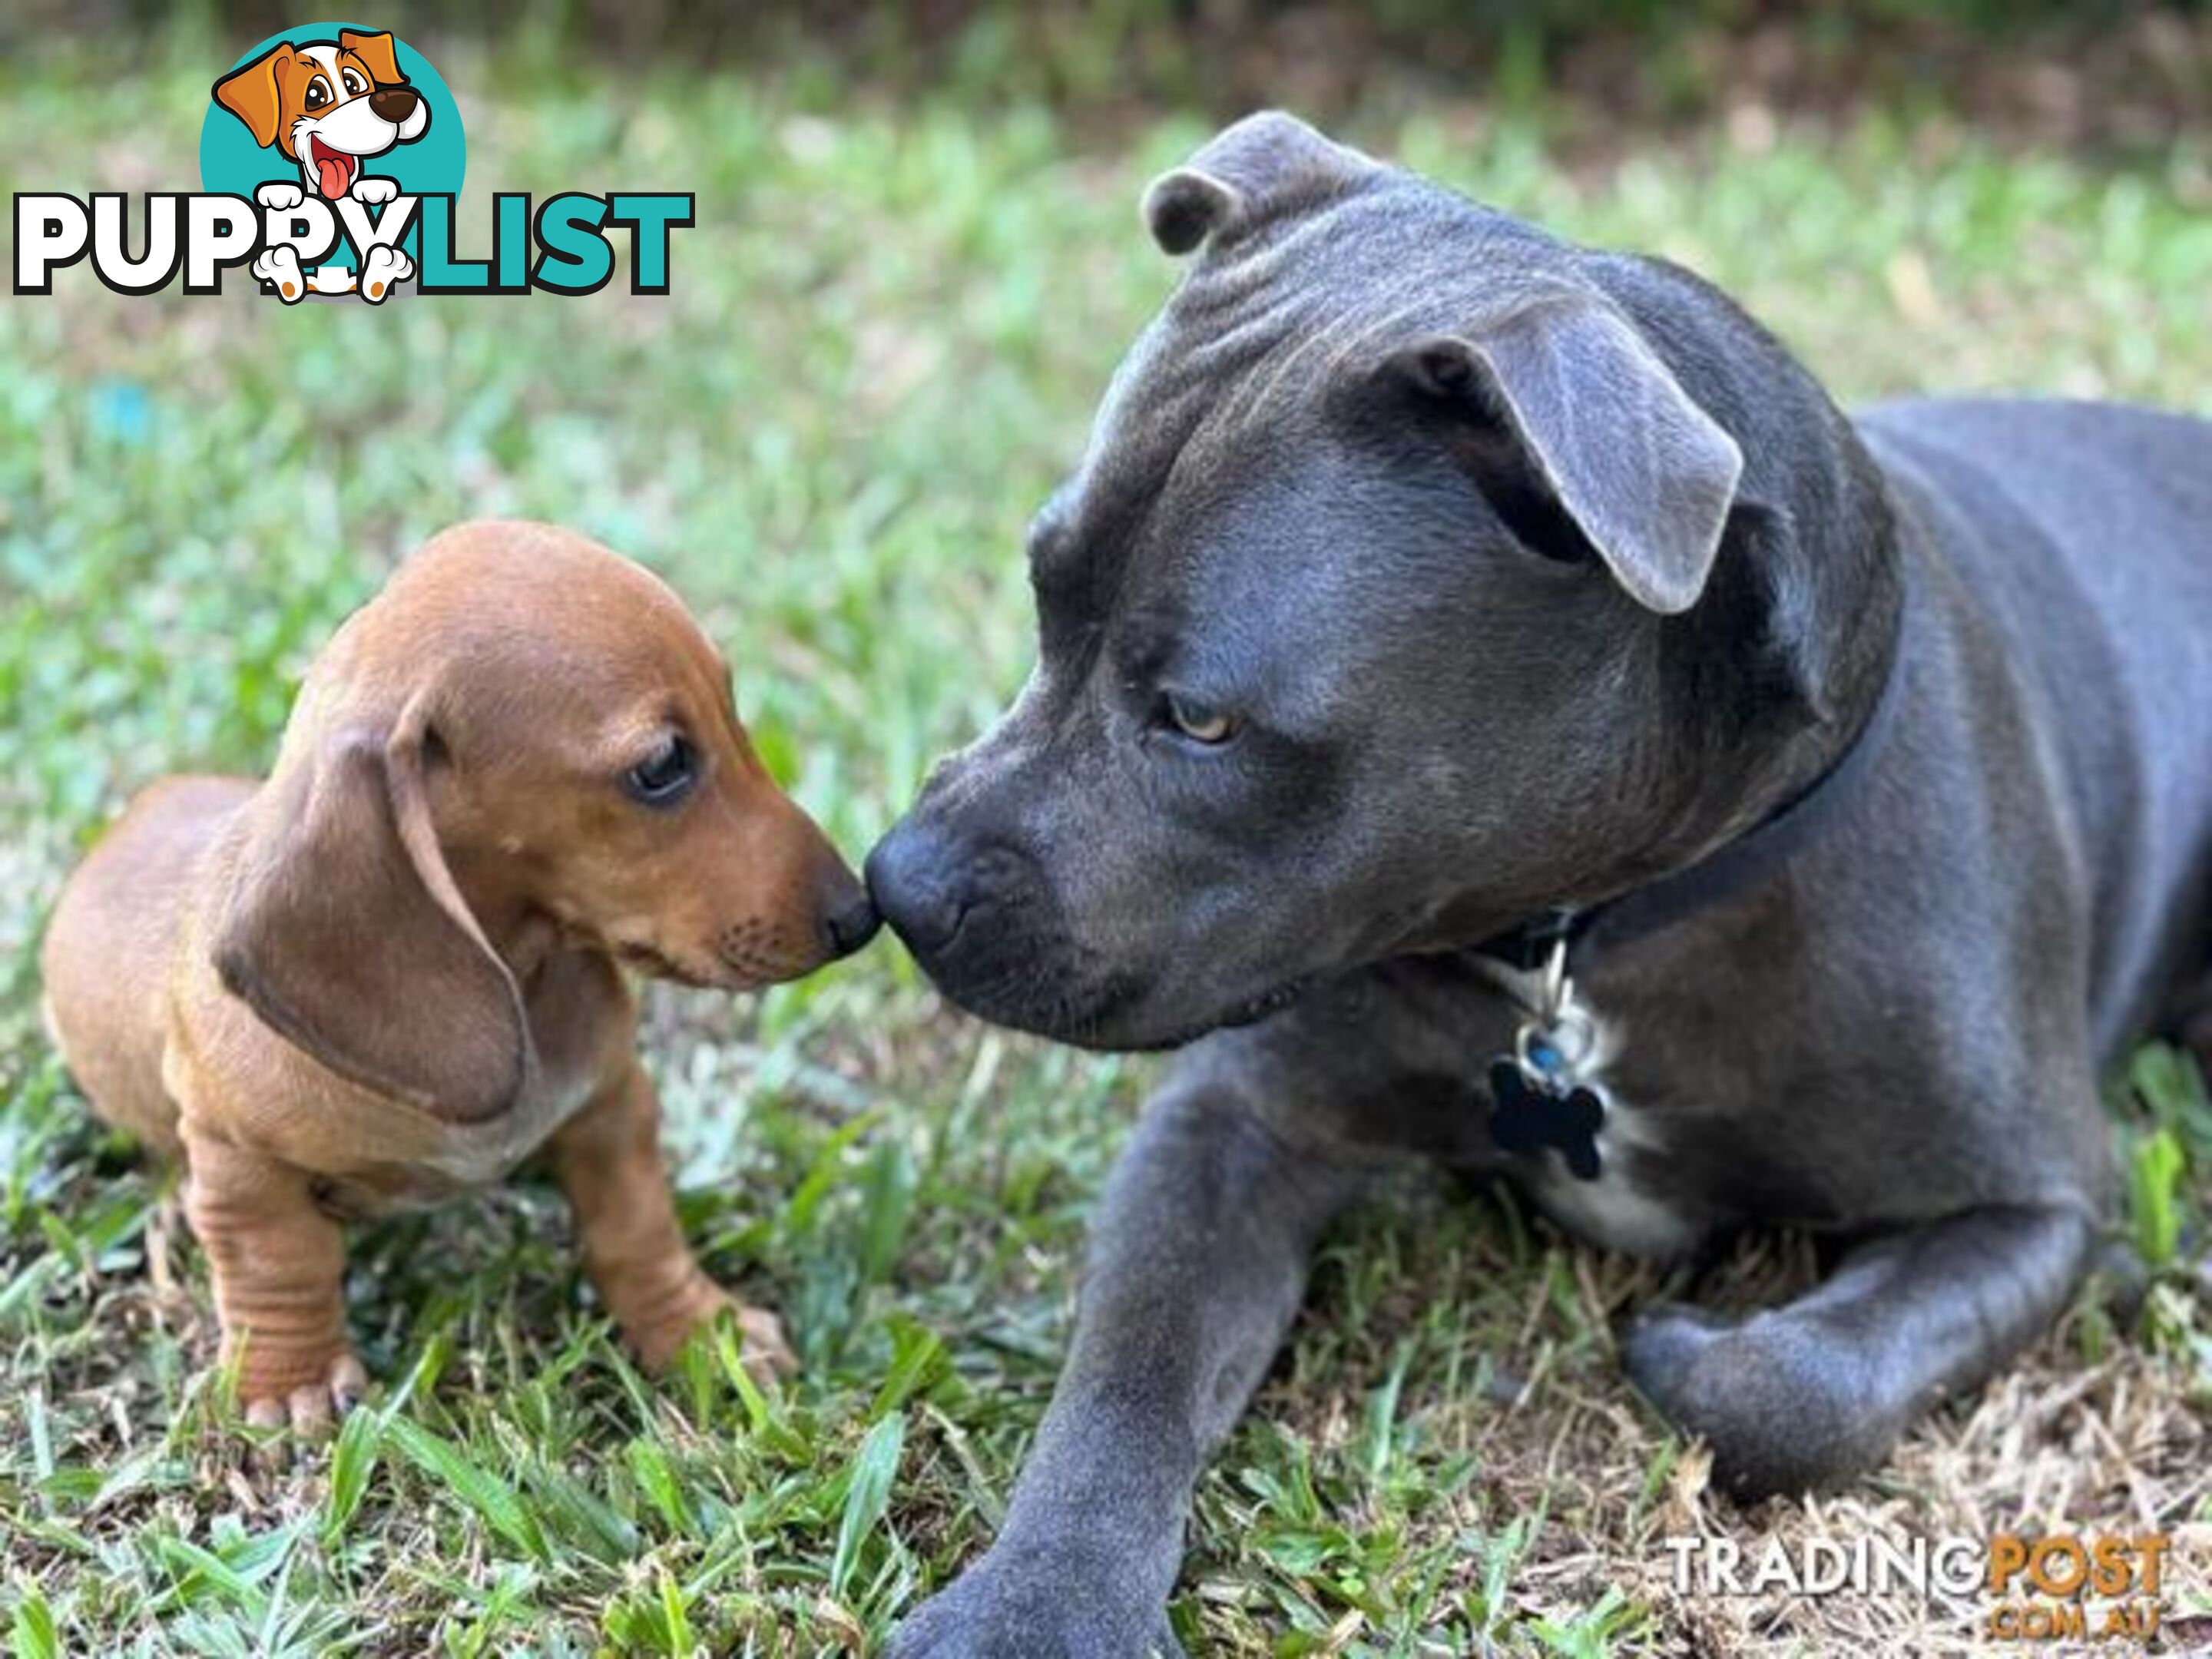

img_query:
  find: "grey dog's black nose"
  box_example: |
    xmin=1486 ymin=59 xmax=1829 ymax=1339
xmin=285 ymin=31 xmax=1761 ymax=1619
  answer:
xmin=865 ymin=820 xmax=965 ymax=955
xmin=369 ymin=84 xmax=420 ymax=123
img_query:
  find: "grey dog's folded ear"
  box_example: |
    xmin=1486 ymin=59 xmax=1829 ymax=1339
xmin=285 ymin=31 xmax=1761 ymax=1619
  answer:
xmin=1389 ymin=296 xmax=1744 ymax=614
xmin=1143 ymin=111 xmax=1376 ymax=254
xmin=214 ymin=692 xmax=533 ymax=1124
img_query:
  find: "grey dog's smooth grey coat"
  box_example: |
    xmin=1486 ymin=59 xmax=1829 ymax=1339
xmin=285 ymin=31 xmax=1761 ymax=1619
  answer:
xmin=868 ymin=113 xmax=2212 ymax=1655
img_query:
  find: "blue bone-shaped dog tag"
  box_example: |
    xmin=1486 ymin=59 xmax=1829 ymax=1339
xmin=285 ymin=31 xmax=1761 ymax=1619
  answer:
xmin=1487 ymin=1053 xmax=1606 ymax=1181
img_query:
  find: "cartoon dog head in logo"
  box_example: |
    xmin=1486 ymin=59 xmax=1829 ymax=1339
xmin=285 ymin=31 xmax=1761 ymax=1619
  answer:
xmin=213 ymin=30 xmax=429 ymax=204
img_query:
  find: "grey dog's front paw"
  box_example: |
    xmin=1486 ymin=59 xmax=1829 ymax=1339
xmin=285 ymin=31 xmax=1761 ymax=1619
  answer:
xmin=1622 ymin=1301 xmax=1895 ymax=1499
xmin=889 ymin=1542 xmax=1184 ymax=1659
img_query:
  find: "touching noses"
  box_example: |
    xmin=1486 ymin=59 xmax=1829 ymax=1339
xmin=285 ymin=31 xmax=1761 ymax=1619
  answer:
xmin=820 ymin=864 xmax=882 ymax=960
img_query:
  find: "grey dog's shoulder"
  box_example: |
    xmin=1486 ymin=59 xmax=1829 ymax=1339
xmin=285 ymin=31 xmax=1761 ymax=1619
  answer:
xmin=1856 ymin=394 xmax=2212 ymax=596
xmin=1854 ymin=394 xmax=2212 ymax=591
xmin=1857 ymin=393 xmax=2212 ymax=482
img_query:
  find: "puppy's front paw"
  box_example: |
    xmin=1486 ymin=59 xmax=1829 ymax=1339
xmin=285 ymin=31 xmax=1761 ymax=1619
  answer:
xmin=626 ymin=1282 xmax=795 ymax=1381
xmin=250 ymin=244 xmax=307 ymax=303
xmin=239 ymin=1346 xmax=369 ymax=1437
xmin=1622 ymin=1302 xmax=1888 ymax=1498
xmin=727 ymin=1301 xmax=796 ymax=1382
xmin=359 ymin=244 xmax=413 ymax=303
xmin=349 ymin=175 xmax=399 ymax=205
xmin=255 ymin=182 xmax=305 ymax=210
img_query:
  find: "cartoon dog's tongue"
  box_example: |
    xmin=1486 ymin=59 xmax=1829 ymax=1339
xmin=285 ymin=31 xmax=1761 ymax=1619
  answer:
xmin=309 ymin=137 xmax=354 ymax=200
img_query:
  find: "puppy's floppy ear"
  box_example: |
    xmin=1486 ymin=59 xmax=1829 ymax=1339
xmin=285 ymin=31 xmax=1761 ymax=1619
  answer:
xmin=339 ymin=29 xmax=405 ymax=86
xmin=1143 ymin=110 xmax=1375 ymax=255
xmin=213 ymin=42 xmax=293 ymax=151
xmin=214 ymin=693 xmax=531 ymax=1124
xmin=1390 ymin=296 xmax=1743 ymax=614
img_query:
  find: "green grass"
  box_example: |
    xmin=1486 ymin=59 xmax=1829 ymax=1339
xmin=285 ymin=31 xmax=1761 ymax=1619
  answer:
xmin=5 ymin=27 xmax=2212 ymax=1657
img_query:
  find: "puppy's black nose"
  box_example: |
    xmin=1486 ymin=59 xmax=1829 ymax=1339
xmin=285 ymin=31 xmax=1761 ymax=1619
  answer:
xmin=822 ymin=884 xmax=882 ymax=960
xmin=369 ymin=84 xmax=420 ymax=123
xmin=865 ymin=820 xmax=966 ymax=955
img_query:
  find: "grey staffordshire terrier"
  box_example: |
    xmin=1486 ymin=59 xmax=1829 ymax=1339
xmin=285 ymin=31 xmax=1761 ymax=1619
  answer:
xmin=866 ymin=112 xmax=2212 ymax=1654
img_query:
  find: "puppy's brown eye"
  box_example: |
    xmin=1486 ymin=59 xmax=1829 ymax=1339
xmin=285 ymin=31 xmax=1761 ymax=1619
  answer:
xmin=624 ymin=736 xmax=696 ymax=807
xmin=303 ymin=78 xmax=331 ymax=110
xmin=1161 ymin=693 xmax=1238 ymax=747
xmin=341 ymin=68 xmax=367 ymax=96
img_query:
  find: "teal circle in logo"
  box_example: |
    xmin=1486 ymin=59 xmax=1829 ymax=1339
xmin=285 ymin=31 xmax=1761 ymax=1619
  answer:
xmin=200 ymin=22 xmax=464 ymax=269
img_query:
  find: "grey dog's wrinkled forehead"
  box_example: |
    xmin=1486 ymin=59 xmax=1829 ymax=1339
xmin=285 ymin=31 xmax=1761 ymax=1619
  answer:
xmin=1033 ymin=115 xmax=1582 ymax=584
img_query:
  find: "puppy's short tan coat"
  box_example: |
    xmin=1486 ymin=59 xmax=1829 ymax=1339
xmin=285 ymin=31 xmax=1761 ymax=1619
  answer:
xmin=41 ymin=522 xmax=876 ymax=1428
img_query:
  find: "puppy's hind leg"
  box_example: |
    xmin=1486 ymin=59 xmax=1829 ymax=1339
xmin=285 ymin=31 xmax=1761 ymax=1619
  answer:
xmin=1624 ymin=1200 xmax=2095 ymax=1498
xmin=182 ymin=1126 xmax=366 ymax=1432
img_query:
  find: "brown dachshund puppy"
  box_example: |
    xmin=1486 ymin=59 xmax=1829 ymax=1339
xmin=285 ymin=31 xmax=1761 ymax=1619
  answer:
xmin=40 ymin=521 xmax=878 ymax=1429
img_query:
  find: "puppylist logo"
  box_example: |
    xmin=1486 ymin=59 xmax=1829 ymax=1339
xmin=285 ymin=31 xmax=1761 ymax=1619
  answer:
xmin=13 ymin=22 xmax=691 ymax=303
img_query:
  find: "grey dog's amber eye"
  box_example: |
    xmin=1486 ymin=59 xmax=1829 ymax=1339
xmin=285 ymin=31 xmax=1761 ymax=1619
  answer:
xmin=624 ymin=736 xmax=696 ymax=806
xmin=1161 ymin=693 xmax=1237 ymax=746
